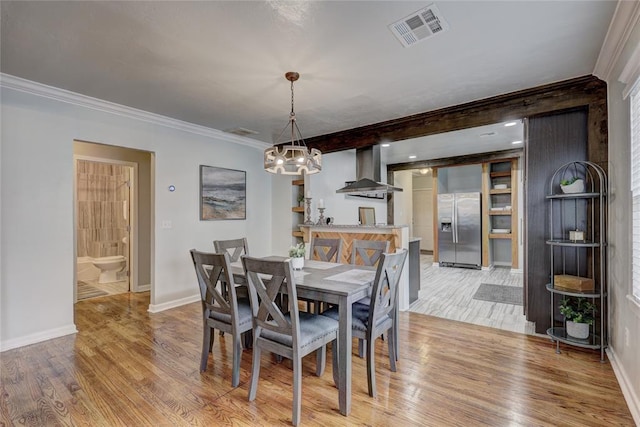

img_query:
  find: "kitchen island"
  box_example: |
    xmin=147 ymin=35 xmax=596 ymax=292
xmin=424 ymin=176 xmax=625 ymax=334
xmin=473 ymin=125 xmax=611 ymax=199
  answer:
xmin=299 ymin=224 xmax=412 ymax=310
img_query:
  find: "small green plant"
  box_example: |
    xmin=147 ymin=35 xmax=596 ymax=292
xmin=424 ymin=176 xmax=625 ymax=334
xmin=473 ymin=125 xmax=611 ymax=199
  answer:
xmin=559 ymin=297 xmax=596 ymax=325
xmin=289 ymin=243 xmax=305 ymax=258
xmin=560 ymin=176 xmax=580 ymax=186
xmin=297 ymin=194 xmax=305 ymax=204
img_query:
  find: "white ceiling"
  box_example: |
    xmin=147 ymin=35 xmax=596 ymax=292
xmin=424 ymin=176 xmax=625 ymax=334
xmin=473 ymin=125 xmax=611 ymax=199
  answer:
xmin=0 ymin=1 xmax=615 ymax=163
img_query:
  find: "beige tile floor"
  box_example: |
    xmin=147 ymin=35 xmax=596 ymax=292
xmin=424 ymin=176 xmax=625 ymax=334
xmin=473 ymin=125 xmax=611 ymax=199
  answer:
xmin=409 ymin=254 xmax=536 ymax=335
xmin=78 ymin=279 xmax=129 ymax=299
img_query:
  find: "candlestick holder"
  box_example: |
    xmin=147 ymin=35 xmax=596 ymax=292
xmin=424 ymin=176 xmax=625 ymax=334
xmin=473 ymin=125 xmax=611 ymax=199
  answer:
xmin=316 ymin=208 xmax=326 ymax=225
xmin=304 ymin=198 xmax=314 ymax=224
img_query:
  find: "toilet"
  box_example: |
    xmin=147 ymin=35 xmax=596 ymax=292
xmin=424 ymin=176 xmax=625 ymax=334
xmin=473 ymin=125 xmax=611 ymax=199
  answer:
xmin=92 ymin=255 xmax=126 ymax=283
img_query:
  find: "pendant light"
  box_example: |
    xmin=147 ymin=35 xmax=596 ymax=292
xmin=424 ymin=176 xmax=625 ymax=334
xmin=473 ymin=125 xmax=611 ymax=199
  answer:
xmin=264 ymin=72 xmax=322 ymax=175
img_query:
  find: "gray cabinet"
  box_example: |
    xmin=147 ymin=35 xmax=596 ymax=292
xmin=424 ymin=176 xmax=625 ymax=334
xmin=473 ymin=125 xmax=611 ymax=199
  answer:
xmin=545 ymin=161 xmax=607 ymax=361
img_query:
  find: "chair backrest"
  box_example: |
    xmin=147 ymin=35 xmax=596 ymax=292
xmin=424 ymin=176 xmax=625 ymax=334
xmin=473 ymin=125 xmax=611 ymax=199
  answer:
xmin=213 ymin=238 xmax=249 ymax=263
xmin=368 ymin=250 xmax=408 ymax=327
xmin=241 ymin=256 xmax=300 ymax=348
xmin=310 ymin=237 xmax=342 ymax=263
xmin=351 ymin=239 xmax=390 ymax=266
xmin=190 ymin=249 xmax=240 ymax=324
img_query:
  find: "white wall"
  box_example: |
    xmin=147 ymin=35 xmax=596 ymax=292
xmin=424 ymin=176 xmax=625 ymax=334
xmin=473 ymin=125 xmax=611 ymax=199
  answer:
xmin=393 ymin=170 xmax=413 ymax=233
xmin=306 ymin=150 xmax=386 ymax=225
xmin=0 ymin=80 xmax=272 ymax=350
xmin=600 ymin=14 xmax=640 ymax=422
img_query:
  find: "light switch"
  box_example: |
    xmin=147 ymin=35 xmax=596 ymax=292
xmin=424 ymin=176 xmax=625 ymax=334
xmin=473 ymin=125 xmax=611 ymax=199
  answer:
xmin=161 ymin=220 xmax=172 ymax=229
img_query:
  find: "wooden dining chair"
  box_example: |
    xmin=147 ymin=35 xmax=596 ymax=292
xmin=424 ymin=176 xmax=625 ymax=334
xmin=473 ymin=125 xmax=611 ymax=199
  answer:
xmin=241 ymin=256 xmax=339 ymax=426
xmin=305 ymin=237 xmax=343 ymax=313
xmin=213 ymin=238 xmax=250 ymax=339
xmin=213 ymin=237 xmax=249 ymax=264
xmin=323 ymin=250 xmax=407 ymax=397
xmin=190 ymin=249 xmax=252 ymax=387
xmin=350 ymin=239 xmax=391 ymax=355
xmin=310 ymin=237 xmax=342 ymax=263
xmin=351 ymin=239 xmax=390 ymax=267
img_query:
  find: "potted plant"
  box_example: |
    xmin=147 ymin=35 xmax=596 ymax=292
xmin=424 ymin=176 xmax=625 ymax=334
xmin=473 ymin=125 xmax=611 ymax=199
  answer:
xmin=559 ymin=297 xmax=596 ymax=339
xmin=297 ymin=194 xmax=305 ymax=207
xmin=560 ymin=176 xmax=585 ymax=194
xmin=288 ymin=243 xmax=306 ymax=270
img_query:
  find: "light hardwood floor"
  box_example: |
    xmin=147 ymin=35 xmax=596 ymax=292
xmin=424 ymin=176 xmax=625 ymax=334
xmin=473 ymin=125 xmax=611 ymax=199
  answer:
xmin=410 ymin=255 xmax=536 ymax=335
xmin=0 ymin=291 xmax=634 ymax=426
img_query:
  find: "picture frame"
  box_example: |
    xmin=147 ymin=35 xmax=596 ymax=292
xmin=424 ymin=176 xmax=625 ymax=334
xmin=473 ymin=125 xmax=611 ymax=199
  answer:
xmin=359 ymin=207 xmax=376 ymax=225
xmin=200 ymin=165 xmax=246 ymax=220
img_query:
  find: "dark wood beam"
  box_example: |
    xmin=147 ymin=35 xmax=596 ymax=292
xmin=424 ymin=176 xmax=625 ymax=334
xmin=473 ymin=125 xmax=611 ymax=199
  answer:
xmin=305 ymin=75 xmax=607 ymax=158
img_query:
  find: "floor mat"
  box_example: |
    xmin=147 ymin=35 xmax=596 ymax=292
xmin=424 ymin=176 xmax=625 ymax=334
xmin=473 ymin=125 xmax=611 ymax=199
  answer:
xmin=77 ymin=281 xmax=108 ymax=300
xmin=472 ymin=283 xmax=522 ymax=305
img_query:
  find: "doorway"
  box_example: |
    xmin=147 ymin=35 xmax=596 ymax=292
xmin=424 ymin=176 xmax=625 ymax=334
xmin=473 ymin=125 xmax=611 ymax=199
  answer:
xmin=74 ymin=156 xmax=136 ymax=301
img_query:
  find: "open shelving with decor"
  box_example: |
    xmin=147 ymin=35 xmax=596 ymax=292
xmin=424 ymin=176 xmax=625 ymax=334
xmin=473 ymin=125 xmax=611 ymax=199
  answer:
xmin=481 ymin=158 xmax=519 ymax=268
xmin=291 ymin=178 xmax=306 ymax=240
xmin=545 ymin=161 xmax=607 ymax=361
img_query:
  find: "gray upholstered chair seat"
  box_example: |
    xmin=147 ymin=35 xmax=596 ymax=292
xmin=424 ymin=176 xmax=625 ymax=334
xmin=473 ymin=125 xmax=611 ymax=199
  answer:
xmin=210 ymin=298 xmax=252 ymax=328
xmin=261 ymin=312 xmax=339 ymax=349
xmin=323 ymin=302 xmax=391 ymax=332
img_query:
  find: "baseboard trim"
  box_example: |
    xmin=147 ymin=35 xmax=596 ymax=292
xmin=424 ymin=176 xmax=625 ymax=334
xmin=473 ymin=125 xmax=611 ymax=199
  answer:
xmin=148 ymin=294 xmax=200 ymax=313
xmin=135 ymin=284 xmax=151 ymax=292
xmin=607 ymin=347 xmax=640 ymax=425
xmin=0 ymin=324 xmax=78 ymax=352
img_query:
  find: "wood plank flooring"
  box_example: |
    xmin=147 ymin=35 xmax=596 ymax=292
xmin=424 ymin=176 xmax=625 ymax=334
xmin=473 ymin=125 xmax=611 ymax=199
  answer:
xmin=1 ymin=291 xmax=634 ymax=426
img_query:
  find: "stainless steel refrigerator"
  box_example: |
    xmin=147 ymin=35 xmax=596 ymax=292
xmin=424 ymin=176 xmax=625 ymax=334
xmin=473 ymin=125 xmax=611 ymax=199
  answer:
xmin=437 ymin=192 xmax=481 ymax=268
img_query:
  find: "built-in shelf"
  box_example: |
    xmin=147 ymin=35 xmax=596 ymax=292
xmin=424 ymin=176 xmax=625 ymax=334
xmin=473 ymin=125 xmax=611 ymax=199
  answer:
xmin=482 ymin=158 xmax=519 ymax=269
xmin=292 ymin=178 xmax=305 ymax=243
xmin=489 ymin=233 xmax=512 ymax=239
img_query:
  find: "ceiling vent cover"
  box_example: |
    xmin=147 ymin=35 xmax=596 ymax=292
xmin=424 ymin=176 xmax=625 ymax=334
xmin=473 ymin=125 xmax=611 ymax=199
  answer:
xmin=389 ymin=3 xmax=450 ymax=48
xmin=225 ymin=127 xmax=259 ymax=137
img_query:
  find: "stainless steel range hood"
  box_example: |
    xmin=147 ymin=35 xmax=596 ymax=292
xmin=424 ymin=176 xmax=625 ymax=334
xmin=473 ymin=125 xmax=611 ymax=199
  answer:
xmin=336 ymin=146 xmax=403 ymax=198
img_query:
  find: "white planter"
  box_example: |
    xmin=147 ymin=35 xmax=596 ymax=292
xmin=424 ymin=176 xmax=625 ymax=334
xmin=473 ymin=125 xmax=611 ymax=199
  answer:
xmin=560 ymin=179 xmax=584 ymax=194
xmin=566 ymin=320 xmax=589 ymax=339
xmin=290 ymin=256 xmax=304 ymax=270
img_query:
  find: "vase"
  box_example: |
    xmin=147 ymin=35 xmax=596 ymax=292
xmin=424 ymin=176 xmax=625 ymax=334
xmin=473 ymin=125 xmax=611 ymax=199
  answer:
xmin=566 ymin=320 xmax=589 ymax=339
xmin=290 ymin=256 xmax=304 ymax=270
xmin=560 ymin=179 xmax=584 ymax=194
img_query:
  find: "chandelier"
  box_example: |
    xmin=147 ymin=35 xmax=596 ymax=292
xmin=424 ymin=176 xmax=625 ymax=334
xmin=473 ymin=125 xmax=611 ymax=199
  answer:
xmin=264 ymin=72 xmax=322 ymax=175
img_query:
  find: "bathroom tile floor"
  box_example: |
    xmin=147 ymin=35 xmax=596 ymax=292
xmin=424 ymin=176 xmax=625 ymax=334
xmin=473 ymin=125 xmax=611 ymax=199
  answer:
xmin=409 ymin=254 xmax=537 ymax=335
xmin=77 ymin=279 xmax=129 ymax=300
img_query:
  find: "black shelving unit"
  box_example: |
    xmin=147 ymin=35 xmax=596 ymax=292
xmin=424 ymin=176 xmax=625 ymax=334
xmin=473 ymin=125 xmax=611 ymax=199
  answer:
xmin=545 ymin=161 xmax=607 ymax=361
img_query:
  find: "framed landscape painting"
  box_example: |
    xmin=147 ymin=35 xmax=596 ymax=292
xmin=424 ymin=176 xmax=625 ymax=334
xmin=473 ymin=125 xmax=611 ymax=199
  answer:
xmin=200 ymin=165 xmax=246 ymax=220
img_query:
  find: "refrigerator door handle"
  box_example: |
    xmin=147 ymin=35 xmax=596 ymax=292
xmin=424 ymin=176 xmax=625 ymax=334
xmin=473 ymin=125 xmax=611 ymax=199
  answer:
xmin=452 ymin=198 xmax=458 ymax=243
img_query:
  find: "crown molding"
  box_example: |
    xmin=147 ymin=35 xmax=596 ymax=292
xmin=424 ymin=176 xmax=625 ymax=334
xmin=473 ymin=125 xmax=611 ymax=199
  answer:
xmin=0 ymin=73 xmax=268 ymax=150
xmin=593 ymin=0 xmax=640 ymax=81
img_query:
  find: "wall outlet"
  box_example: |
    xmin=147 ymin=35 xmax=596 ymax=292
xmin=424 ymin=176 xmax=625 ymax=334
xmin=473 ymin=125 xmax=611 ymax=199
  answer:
xmin=624 ymin=327 xmax=630 ymax=347
xmin=161 ymin=220 xmax=172 ymax=229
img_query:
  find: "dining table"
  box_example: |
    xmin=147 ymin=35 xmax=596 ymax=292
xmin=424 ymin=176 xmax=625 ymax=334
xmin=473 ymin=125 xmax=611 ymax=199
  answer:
xmin=230 ymin=257 xmax=376 ymax=417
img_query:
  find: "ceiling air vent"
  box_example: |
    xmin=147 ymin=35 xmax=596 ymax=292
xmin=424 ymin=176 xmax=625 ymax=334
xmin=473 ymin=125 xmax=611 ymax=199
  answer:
xmin=389 ymin=3 xmax=450 ymax=48
xmin=225 ymin=127 xmax=259 ymax=137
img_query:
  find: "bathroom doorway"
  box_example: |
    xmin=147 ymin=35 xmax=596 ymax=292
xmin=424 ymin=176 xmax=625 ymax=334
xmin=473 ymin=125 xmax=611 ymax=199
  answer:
xmin=74 ymin=156 xmax=136 ymax=301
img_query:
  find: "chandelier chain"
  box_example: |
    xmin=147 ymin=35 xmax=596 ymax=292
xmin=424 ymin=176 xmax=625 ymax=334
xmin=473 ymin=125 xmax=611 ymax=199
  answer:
xmin=290 ymin=79 xmax=295 ymax=118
